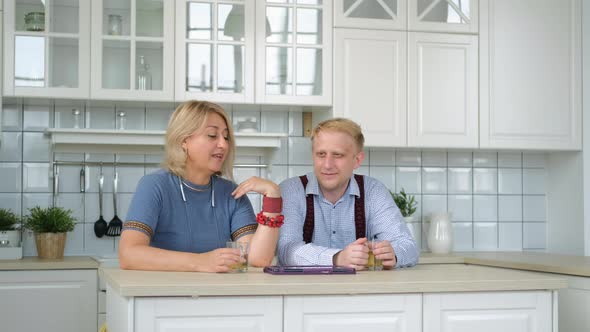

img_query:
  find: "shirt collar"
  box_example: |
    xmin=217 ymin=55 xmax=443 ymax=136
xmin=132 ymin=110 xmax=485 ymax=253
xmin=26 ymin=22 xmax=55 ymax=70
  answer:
xmin=304 ymin=172 xmax=361 ymax=199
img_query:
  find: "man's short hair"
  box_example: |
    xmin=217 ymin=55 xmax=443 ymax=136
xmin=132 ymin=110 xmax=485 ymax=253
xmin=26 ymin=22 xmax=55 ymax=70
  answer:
xmin=311 ymin=118 xmax=365 ymax=152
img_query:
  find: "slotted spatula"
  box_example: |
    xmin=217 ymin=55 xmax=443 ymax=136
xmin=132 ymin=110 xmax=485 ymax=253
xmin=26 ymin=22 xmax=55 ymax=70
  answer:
xmin=106 ymin=170 xmax=122 ymax=237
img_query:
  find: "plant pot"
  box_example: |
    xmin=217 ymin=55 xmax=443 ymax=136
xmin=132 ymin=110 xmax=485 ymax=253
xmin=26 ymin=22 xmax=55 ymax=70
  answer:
xmin=35 ymin=232 xmax=66 ymax=259
xmin=403 ymin=216 xmax=414 ymax=223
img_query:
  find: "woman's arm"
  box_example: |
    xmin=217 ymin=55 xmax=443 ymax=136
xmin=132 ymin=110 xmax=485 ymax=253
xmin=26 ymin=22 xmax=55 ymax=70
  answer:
xmin=232 ymin=177 xmax=282 ymax=267
xmin=119 ymin=229 xmax=241 ymax=272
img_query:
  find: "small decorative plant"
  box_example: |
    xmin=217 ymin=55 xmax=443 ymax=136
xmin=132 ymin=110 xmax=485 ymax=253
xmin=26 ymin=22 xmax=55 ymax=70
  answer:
xmin=23 ymin=206 xmax=76 ymax=259
xmin=391 ymin=188 xmax=417 ymax=219
xmin=0 ymin=208 xmax=21 ymax=231
xmin=23 ymin=206 xmax=76 ymax=233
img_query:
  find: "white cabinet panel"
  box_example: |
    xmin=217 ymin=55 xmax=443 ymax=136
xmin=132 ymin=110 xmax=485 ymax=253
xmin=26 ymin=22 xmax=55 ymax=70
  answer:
xmin=0 ymin=269 xmax=97 ymax=332
xmin=408 ymin=32 xmax=478 ymax=148
xmin=424 ymin=291 xmax=553 ymax=332
xmin=3 ymin=0 xmax=91 ymax=98
xmin=91 ymin=0 xmax=174 ymax=101
xmin=479 ymin=0 xmax=581 ymax=150
xmin=134 ymin=296 xmax=282 ymax=332
xmin=334 ymin=28 xmax=407 ymax=147
xmin=284 ymin=294 xmax=422 ymax=332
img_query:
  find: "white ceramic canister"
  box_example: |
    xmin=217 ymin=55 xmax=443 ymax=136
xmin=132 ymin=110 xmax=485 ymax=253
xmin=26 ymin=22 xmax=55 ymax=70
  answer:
xmin=427 ymin=212 xmax=453 ymax=254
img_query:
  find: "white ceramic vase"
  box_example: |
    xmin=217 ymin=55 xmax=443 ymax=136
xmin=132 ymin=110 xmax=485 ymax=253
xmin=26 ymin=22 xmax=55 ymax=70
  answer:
xmin=427 ymin=212 xmax=453 ymax=254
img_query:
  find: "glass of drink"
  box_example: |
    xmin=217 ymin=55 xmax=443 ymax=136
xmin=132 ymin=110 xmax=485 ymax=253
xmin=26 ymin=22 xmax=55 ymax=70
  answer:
xmin=367 ymin=235 xmax=383 ymax=271
xmin=226 ymin=241 xmax=249 ymax=272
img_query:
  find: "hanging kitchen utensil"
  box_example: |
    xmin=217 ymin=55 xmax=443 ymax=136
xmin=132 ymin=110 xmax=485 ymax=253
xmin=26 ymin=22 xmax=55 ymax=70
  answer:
xmin=80 ymin=166 xmax=86 ymax=193
xmin=106 ymin=169 xmax=122 ymax=236
xmin=93 ymin=166 xmax=108 ymax=238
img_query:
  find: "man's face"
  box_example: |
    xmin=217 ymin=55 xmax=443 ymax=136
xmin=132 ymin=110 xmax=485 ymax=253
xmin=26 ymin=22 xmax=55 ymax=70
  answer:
xmin=312 ymin=130 xmax=364 ymax=199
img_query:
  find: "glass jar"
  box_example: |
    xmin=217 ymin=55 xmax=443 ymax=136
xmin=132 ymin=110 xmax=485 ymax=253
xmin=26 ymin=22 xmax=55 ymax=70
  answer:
xmin=25 ymin=12 xmax=45 ymax=31
xmin=108 ymin=14 xmax=123 ymax=35
xmin=136 ymin=56 xmax=152 ymax=90
xmin=117 ymin=111 xmax=127 ymax=130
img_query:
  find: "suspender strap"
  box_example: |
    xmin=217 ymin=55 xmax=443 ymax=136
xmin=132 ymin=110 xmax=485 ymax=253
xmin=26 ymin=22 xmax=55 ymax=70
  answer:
xmin=300 ymin=175 xmax=315 ymax=244
xmin=299 ymin=175 xmax=366 ymax=244
xmin=353 ymin=174 xmax=366 ymax=239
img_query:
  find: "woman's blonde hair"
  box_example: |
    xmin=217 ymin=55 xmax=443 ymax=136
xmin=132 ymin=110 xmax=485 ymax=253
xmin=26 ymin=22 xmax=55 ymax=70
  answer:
xmin=162 ymin=100 xmax=235 ymax=179
xmin=311 ymin=118 xmax=365 ymax=152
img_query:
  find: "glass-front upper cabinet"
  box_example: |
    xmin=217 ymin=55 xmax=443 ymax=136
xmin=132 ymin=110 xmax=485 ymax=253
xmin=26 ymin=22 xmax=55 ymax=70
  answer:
xmin=3 ymin=0 xmax=91 ymax=98
xmin=408 ymin=0 xmax=478 ymax=33
xmin=256 ymin=0 xmax=332 ymax=105
xmin=334 ymin=0 xmax=407 ymax=30
xmin=175 ymin=0 xmax=255 ymax=103
xmin=91 ymin=0 xmax=174 ymax=101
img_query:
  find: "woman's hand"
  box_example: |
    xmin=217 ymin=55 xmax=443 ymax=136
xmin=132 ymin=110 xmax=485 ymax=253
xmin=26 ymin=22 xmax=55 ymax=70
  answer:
xmin=200 ymin=248 xmax=242 ymax=273
xmin=232 ymin=176 xmax=280 ymax=198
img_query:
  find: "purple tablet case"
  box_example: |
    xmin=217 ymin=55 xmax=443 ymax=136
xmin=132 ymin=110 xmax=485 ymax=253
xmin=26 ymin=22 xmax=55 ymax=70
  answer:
xmin=263 ymin=265 xmax=356 ymax=275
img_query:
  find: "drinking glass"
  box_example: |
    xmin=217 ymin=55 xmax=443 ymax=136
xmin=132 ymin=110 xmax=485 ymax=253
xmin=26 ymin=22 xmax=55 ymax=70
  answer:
xmin=366 ymin=226 xmax=383 ymax=271
xmin=226 ymin=241 xmax=249 ymax=272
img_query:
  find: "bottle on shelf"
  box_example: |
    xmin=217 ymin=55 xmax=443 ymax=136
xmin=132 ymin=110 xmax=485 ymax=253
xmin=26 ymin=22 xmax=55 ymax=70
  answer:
xmin=137 ymin=55 xmax=152 ymax=90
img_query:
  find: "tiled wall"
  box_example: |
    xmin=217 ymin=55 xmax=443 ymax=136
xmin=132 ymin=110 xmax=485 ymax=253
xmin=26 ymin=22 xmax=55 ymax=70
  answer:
xmin=0 ymin=100 xmax=547 ymax=256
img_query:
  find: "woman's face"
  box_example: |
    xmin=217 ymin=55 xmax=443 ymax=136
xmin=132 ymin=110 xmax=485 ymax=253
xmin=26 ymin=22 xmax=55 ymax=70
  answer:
xmin=182 ymin=112 xmax=230 ymax=177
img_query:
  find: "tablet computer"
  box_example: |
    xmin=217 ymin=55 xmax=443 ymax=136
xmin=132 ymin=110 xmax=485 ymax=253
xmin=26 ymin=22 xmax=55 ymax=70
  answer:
xmin=263 ymin=265 xmax=356 ymax=275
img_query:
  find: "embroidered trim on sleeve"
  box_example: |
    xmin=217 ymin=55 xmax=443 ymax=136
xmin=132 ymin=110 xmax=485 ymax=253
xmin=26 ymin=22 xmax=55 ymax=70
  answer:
xmin=231 ymin=224 xmax=258 ymax=241
xmin=122 ymin=221 xmax=154 ymax=238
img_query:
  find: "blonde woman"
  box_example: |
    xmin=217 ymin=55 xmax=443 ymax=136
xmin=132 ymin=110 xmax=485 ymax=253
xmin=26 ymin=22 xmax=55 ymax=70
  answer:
xmin=119 ymin=101 xmax=283 ymax=272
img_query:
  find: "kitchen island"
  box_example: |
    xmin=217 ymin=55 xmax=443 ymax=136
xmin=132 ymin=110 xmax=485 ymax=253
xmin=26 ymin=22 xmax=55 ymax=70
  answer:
xmin=103 ymin=263 xmax=566 ymax=332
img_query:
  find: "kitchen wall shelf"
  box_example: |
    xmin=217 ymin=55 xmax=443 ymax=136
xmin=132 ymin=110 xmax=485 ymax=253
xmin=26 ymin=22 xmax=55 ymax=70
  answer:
xmin=46 ymin=128 xmax=287 ymax=158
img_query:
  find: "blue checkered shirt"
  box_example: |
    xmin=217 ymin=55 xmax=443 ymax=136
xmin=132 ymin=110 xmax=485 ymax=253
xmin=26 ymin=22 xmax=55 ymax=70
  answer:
xmin=278 ymin=172 xmax=419 ymax=268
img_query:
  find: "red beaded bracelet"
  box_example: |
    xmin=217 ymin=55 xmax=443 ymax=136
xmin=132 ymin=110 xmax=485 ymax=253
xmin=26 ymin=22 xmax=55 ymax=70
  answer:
xmin=256 ymin=211 xmax=284 ymax=228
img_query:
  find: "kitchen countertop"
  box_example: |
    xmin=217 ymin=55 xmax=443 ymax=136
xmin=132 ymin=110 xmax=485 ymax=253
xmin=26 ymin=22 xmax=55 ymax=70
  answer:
xmin=0 ymin=256 xmax=99 ymax=270
xmin=419 ymin=251 xmax=590 ymax=277
xmin=101 ymin=263 xmax=567 ymax=297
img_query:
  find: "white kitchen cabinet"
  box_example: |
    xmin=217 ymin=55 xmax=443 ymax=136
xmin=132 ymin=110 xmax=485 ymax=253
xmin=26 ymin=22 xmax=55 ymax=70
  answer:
xmin=479 ymin=0 xmax=581 ymax=150
xmin=175 ymin=0 xmax=255 ymax=104
xmin=3 ymin=0 xmax=91 ymax=98
xmin=284 ymin=294 xmax=422 ymax=332
xmin=0 ymin=269 xmax=97 ymax=332
xmin=132 ymin=296 xmax=283 ymax=332
xmin=90 ymin=0 xmax=174 ymax=101
xmin=334 ymin=29 xmax=477 ymax=148
xmin=424 ymin=291 xmax=553 ymax=332
xmin=559 ymin=276 xmax=590 ymax=332
xmin=333 ymin=28 xmax=406 ymax=147
xmin=175 ymin=0 xmax=332 ymax=106
xmin=333 ymin=0 xmax=407 ymax=31
xmin=408 ymin=32 xmax=478 ymax=148
xmin=408 ymin=0 xmax=478 ymax=33
xmin=255 ymin=0 xmax=332 ymax=106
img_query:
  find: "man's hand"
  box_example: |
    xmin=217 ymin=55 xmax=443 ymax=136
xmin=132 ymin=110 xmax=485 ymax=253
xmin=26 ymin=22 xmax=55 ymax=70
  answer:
xmin=332 ymin=238 xmax=369 ymax=270
xmin=372 ymin=240 xmax=397 ymax=269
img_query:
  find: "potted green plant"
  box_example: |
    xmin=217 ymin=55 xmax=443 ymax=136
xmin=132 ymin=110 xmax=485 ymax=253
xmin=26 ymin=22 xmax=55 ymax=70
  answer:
xmin=0 ymin=208 xmax=21 ymax=249
xmin=23 ymin=206 xmax=76 ymax=259
xmin=391 ymin=188 xmax=418 ymax=223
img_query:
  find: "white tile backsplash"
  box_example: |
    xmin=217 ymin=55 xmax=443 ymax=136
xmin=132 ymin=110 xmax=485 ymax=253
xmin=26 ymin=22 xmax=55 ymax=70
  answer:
xmin=448 ymin=168 xmax=472 ymax=194
xmin=474 ymin=222 xmax=498 ymax=250
xmin=523 ymin=169 xmax=546 ymax=194
xmin=396 ymin=167 xmax=421 ymax=193
xmin=23 ymin=104 xmax=52 ymax=131
xmin=370 ymin=149 xmax=395 ymax=166
xmin=498 ymin=152 xmax=522 ymax=168
xmin=0 ymin=132 xmax=22 ymax=162
xmin=23 ymin=132 xmax=51 ymax=162
xmin=1 ymin=104 xmax=22 ymax=131
xmin=0 ymin=101 xmax=551 ymax=255
xmin=498 ymin=168 xmax=522 ymax=194
xmin=473 ymin=168 xmax=498 ymax=194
